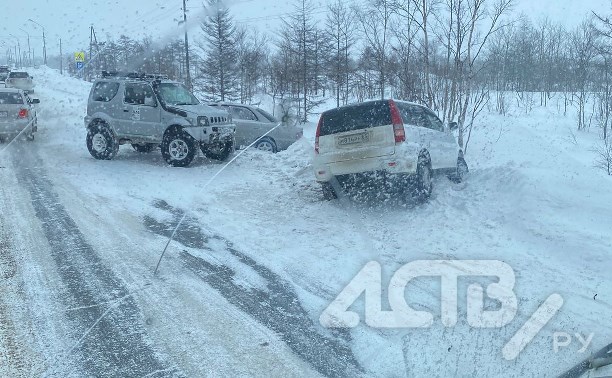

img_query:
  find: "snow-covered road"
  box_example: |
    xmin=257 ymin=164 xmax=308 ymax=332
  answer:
xmin=1 ymin=67 xmax=611 ymax=377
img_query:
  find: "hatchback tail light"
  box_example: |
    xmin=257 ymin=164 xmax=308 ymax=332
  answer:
xmin=18 ymin=109 xmax=28 ymax=118
xmin=315 ymin=115 xmax=323 ymax=153
xmin=389 ymin=100 xmax=405 ymax=143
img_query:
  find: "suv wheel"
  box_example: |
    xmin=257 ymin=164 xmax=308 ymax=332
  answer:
xmin=161 ymin=129 xmax=196 ymax=167
xmin=413 ymin=157 xmax=433 ymax=201
xmin=202 ymin=141 xmax=233 ymax=161
xmin=132 ymin=143 xmax=156 ymax=153
xmin=254 ymin=137 xmax=277 ymax=153
xmin=87 ymin=123 xmax=119 ymax=160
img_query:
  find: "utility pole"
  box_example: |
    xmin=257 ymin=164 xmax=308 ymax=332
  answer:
xmin=89 ymin=25 xmax=94 ymax=80
xmin=59 ymin=38 xmax=63 ymax=75
xmin=9 ymin=35 xmax=21 ymax=68
xmin=42 ymin=28 xmax=47 ymax=65
xmin=27 ymin=19 xmax=47 ymax=65
xmin=183 ymin=0 xmax=192 ymax=91
xmin=19 ymin=28 xmax=31 ymax=67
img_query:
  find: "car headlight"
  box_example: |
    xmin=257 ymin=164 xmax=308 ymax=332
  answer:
xmin=198 ymin=116 xmax=209 ymax=126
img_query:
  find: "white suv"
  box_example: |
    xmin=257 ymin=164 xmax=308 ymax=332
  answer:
xmin=313 ymin=99 xmax=468 ymax=200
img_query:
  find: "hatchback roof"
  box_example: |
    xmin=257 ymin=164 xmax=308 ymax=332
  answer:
xmin=322 ymin=98 xmax=423 ymax=113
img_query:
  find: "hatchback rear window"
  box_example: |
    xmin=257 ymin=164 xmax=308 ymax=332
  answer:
xmin=92 ymin=81 xmax=120 ymax=102
xmin=320 ymin=100 xmax=391 ymax=136
xmin=257 ymin=108 xmax=278 ymax=123
xmin=0 ymin=92 xmax=23 ymax=104
xmin=9 ymin=72 xmax=29 ymax=78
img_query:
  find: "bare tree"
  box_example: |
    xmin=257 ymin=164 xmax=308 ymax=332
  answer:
xmin=569 ymin=21 xmax=597 ymax=130
xmin=390 ymin=0 xmax=421 ymax=101
xmin=594 ymin=137 xmax=612 ymax=175
xmin=326 ymin=0 xmax=357 ymax=107
xmin=235 ymin=27 xmax=268 ymax=104
xmin=446 ymin=0 xmax=513 ymax=150
xmin=279 ymin=0 xmax=325 ymax=121
xmin=412 ymin=0 xmax=442 ymax=109
xmin=354 ymin=0 xmax=395 ymax=100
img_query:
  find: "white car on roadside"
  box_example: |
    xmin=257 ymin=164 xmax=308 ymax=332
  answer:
xmin=313 ymin=99 xmax=468 ymax=201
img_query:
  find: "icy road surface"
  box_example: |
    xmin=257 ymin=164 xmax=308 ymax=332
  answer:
xmin=1 ymin=68 xmax=611 ymax=377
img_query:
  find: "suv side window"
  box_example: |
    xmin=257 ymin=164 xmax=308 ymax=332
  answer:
xmin=124 ymin=83 xmax=155 ymax=106
xmin=92 ymin=81 xmax=120 ymax=102
xmin=230 ymin=106 xmax=258 ymax=121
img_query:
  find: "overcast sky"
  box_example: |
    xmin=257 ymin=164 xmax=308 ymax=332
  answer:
xmin=1 ymin=0 xmax=610 ymax=58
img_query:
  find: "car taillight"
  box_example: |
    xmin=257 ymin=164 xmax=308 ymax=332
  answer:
xmin=315 ymin=115 xmax=323 ymax=153
xmin=18 ymin=109 xmax=28 ymax=118
xmin=389 ymin=100 xmax=405 ymax=143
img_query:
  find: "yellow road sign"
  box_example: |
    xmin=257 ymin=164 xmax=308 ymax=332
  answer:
xmin=74 ymin=52 xmax=85 ymax=62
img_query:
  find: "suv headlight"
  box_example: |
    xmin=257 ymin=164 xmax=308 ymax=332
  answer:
xmin=198 ymin=116 xmax=209 ymax=126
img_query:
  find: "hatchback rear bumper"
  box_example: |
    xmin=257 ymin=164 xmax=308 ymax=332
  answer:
xmin=314 ymin=144 xmax=420 ymax=182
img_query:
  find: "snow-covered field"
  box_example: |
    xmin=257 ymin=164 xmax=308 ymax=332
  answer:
xmin=1 ymin=67 xmax=611 ymax=377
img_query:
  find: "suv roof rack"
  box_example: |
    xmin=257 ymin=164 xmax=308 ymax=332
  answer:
xmin=100 ymin=70 xmax=169 ymax=81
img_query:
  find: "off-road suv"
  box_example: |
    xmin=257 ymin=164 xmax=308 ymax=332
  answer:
xmin=313 ymin=99 xmax=468 ymax=201
xmin=84 ymin=72 xmax=236 ymax=167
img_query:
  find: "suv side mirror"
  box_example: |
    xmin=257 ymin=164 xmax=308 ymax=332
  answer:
xmin=448 ymin=121 xmax=458 ymax=131
xmin=31 ymin=98 xmax=40 ymax=104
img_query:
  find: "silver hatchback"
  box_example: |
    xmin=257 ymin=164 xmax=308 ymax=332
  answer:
xmin=209 ymin=102 xmax=303 ymax=153
xmin=5 ymin=71 xmax=35 ymax=94
xmin=0 ymin=88 xmax=39 ymax=142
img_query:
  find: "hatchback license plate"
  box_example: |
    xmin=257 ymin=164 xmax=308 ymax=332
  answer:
xmin=336 ymin=132 xmax=370 ymax=146
xmin=0 ymin=111 xmax=7 ymax=118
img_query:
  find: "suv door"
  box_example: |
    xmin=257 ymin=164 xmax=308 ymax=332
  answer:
xmin=116 ymin=82 xmax=161 ymax=138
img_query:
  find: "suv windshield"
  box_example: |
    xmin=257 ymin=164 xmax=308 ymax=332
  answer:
xmin=157 ymin=83 xmax=199 ymax=106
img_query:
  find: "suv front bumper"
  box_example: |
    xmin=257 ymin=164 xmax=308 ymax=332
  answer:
xmin=184 ymin=125 xmax=235 ymax=144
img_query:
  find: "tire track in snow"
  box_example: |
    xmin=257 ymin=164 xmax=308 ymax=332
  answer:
xmin=145 ymin=199 xmax=363 ymax=378
xmin=0 ymin=219 xmax=32 ymax=377
xmin=10 ymin=146 xmax=178 ymax=377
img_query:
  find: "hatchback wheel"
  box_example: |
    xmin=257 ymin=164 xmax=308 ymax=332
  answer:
xmin=321 ymin=181 xmax=338 ymax=200
xmin=254 ymin=137 xmax=277 ymax=153
xmin=413 ymin=158 xmax=433 ymax=201
xmin=457 ymin=156 xmax=469 ymax=182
